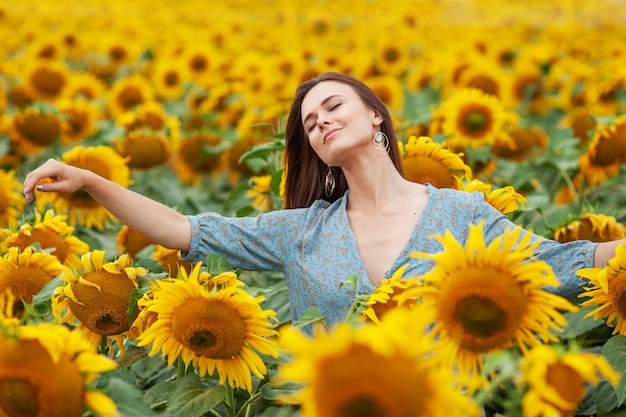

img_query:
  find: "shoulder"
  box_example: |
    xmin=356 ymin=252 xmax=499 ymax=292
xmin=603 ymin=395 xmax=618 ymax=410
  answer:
xmin=425 ymin=183 xmax=485 ymax=206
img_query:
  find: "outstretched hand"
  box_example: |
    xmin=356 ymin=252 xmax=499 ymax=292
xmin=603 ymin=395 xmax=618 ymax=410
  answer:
xmin=23 ymin=159 xmax=88 ymax=203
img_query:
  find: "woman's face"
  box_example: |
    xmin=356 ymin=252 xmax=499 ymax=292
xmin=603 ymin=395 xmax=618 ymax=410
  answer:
xmin=301 ymin=80 xmax=382 ymax=166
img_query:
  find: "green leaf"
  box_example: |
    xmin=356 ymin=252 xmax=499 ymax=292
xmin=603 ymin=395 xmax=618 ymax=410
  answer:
xmin=239 ymin=139 xmax=285 ymax=163
xmin=167 ymin=373 xmax=227 ymax=417
xmin=204 ymin=253 xmax=233 ymax=275
xmin=143 ymin=379 xmax=175 ymax=410
xmin=127 ymin=286 xmax=151 ymax=326
xmin=555 ymin=304 xmax=606 ymax=339
xmin=259 ymin=381 xmax=303 ymax=401
xmin=26 ymin=276 xmax=63 ymax=317
xmin=106 ymin=376 xmax=161 ymax=417
xmin=255 ymin=405 xmax=302 ymax=417
xmin=602 ymin=335 xmax=626 ymax=405
xmin=338 ymin=274 xmax=359 ymax=289
xmin=291 ymin=307 xmax=325 ymax=329
xmin=596 ymin=380 xmax=620 ymax=416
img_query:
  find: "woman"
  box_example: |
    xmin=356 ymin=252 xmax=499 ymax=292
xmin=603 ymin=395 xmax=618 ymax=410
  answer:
xmin=22 ymin=72 xmax=626 ymax=327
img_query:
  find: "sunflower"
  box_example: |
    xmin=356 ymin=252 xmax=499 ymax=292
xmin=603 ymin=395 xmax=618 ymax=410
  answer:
xmin=34 ymin=145 xmax=131 ymax=230
xmin=399 ymin=135 xmax=472 ymax=189
xmin=2 ymin=209 xmax=89 ymax=268
xmin=150 ymin=57 xmax=190 ymax=100
xmin=7 ymin=107 xmax=66 ymax=155
xmin=181 ymin=43 xmax=220 ymax=87
xmin=360 ymin=264 xmax=421 ymax=324
xmin=276 ymin=307 xmax=480 ymax=417
xmin=455 ymin=60 xmax=506 ymax=99
xmin=62 ymin=70 xmax=107 ymax=101
xmin=364 ymin=75 xmax=405 ymax=112
xmin=135 ymin=262 xmax=279 ymax=392
xmin=115 ymin=101 xmax=168 ymax=133
xmin=116 ymin=225 xmax=153 ymax=258
xmin=400 ymin=222 xmax=578 ymax=376
xmin=56 ymin=97 xmax=101 ymax=144
xmin=0 ymin=169 xmax=26 ymax=230
xmin=578 ymin=115 xmax=626 ymax=186
xmin=492 ymin=125 xmax=548 ymax=161
xmin=0 ymin=246 xmax=67 ymax=318
xmin=436 ymin=87 xmax=514 ymax=149
xmin=577 ymin=244 xmax=626 ymax=335
xmin=552 ymin=213 xmax=626 ymax=243
xmin=52 ymin=250 xmax=148 ymax=357
xmin=461 ymin=179 xmax=527 ymax=215
xmin=106 ymin=74 xmax=155 ymax=118
xmin=172 ymin=131 xmax=225 ymax=185
xmin=23 ymin=59 xmax=71 ymax=102
xmin=113 ymin=129 xmax=171 ymax=169
xmin=0 ymin=322 xmax=119 ymax=417
xmin=559 ymin=107 xmax=597 ymax=145
xmin=150 ymin=244 xmax=193 ymax=278
xmin=520 ymin=344 xmax=619 ymax=417
xmin=245 ymin=175 xmax=274 ymax=212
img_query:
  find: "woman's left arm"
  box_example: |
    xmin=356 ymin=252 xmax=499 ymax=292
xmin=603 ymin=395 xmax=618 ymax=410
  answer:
xmin=594 ymin=239 xmax=626 ymax=267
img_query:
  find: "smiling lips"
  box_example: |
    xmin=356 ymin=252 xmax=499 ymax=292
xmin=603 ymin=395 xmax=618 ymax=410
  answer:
xmin=324 ymin=128 xmax=341 ymax=143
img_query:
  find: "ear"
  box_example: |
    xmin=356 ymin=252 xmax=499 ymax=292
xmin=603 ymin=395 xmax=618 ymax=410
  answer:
xmin=371 ymin=108 xmax=384 ymax=127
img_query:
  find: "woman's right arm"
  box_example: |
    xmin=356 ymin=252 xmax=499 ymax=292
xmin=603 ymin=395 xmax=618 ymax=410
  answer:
xmin=23 ymin=159 xmax=192 ymax=252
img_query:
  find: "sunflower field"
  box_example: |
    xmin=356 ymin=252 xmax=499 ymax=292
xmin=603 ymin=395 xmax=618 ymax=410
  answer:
xmin=2 ymin=0 xmax=626 ymax=416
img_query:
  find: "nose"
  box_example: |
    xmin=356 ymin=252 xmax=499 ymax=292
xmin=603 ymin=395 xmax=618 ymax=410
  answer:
xmin=318 ymin=119 xmax=330 ymax=131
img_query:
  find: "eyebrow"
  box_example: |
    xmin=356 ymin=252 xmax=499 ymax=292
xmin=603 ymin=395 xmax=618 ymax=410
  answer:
xmin=303 ymin=95 xmax=340 ymax=127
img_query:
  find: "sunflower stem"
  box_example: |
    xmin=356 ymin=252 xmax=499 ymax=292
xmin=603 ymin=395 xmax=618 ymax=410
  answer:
xmin=176 ymin=356 xmax=185 ymax=380
xmin=473 ymin=368 xmax=517 ymax=406
xmin=225 ymin=383 xmax=237 ymax=417
xmin=235 ymin=392 xmax=261 ymax=417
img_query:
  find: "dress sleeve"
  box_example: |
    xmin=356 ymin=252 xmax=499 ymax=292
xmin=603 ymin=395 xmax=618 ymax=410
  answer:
xmin=181 ymin=208 xmax=309 ymax=272
xmin=471 ymin=192 xmax=598 ymax=299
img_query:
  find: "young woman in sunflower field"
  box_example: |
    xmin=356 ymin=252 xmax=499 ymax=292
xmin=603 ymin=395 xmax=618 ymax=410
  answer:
xmin=22 ymin=71 xmax=626 ymax=329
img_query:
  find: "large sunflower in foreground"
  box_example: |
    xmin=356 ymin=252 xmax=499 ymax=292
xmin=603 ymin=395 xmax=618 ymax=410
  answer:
xmin=0 ymin=246 xmax=67 ymax=317
xmin=461 ymin=179 xmax=527 ymax=215
xmin=577 ymin=244 xmax=626 ymax=335
xmin=399 ymin=222 xmax=577 ymax=377
xmin=436 ymin=87 xmax=515 ymax=149
xmin=34 ymin=145 xmax=131 ymax=230
xmin=135 ymin=262 xmax=279 ymax=392
xmin=552 ymin=212 xmax=626 ymax=243
xmin=276 ymin=308 xmax=480 ymax=417
xmin=52 ymin=250 xmax=148 ymax=357
xmin=399 ymin=135 xmax=472 ymax=189
xmin=0 ymin=169 xmax=26 ymax=229
xmin=359 ymin=264 xmax=421 ymax=324
xmin=0 ymin=322 xmax=119 ymax=417
xmin=2 ymin=209 xmax=89 ymax=268
xmin=520 ymin=344 xmax=619 ymax=417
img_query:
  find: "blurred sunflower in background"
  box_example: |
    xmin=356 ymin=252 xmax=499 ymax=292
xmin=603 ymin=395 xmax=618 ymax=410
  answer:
xmin=52 ymin=250 xmax=148 ymax=357
xmin=552 ymin=212 xmax=626 ymax=243
xmin=136 ymin=262 xmax=279 ymax=392
xmin=0 ymin=321 xmax=119 ymax=417
xmin=34 ymin=145 xmax=131 ymax=230
xmin=0 ymin=169 xmax=26 ymax=229
xmin=399 ymin=135 xmax=472 ymax=189
xmin=7 ymin=107 xmax=67 ymax=156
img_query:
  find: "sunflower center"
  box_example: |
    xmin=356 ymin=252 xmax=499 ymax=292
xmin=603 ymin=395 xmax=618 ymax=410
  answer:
xmin=15 ymin=114 xmax=61 ymax=146
xmin=191 ymin=56 xmax=208 ymax=72
xmin=0 ymin=266 xmax=54 ymax=306
xmin=467 ymin=75 xmax=499 ymax=97
xmin=117 ymin=87 xmax=144 ymax=112
xmin=315 ymin=344 xmax=429 ymax=417
xmin=120 ymin=133 xmax=169 ymax=169
xmin=592 ymin=137 xmax=625 ymax=167
xmin=69 ymin=270 xmax=137 ymax=335
xmin=0 ymin=377 xmax=39 ymax=417
xmin=338 ymin=395 xmax=383 ymax=417
xmin=165 ymin=71 xmax=179 ymax=86
xmin=545 ymin=362 xmax=585 ymax=406
xmin=402 ymin=155 xmax=456 ymax=189
xmin=11 ymin=228 xmax=69 ymax=264
xmin=438 ymin=266 xmax=527 ymax=352
xmin=463 ymin=111 xmax=488 ymax=133
xmin=32 ymin=68 xmax=66 ymax=97
xmin=0 ymin=338 xmax=85 ymax=417
xmin=610 ymin=273 xmax=626 ymax=317
xmin=172 ymin=297 xmax=246 ymax=359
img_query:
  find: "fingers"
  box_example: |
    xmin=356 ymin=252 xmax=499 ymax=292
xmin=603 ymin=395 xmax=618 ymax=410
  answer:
xmin=22 ymin=159 xmax=62 ymax=203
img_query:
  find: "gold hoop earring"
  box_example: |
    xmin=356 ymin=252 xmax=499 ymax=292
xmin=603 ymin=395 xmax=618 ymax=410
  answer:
xmin=373 ymin=131 xmax=390 ymax=155
xmin=325 ymin=166 xmax=336 ymax=197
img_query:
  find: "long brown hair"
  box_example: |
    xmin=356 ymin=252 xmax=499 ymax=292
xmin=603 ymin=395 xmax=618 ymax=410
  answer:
xmin=284 ymin=72 xmax=404 ymax=209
